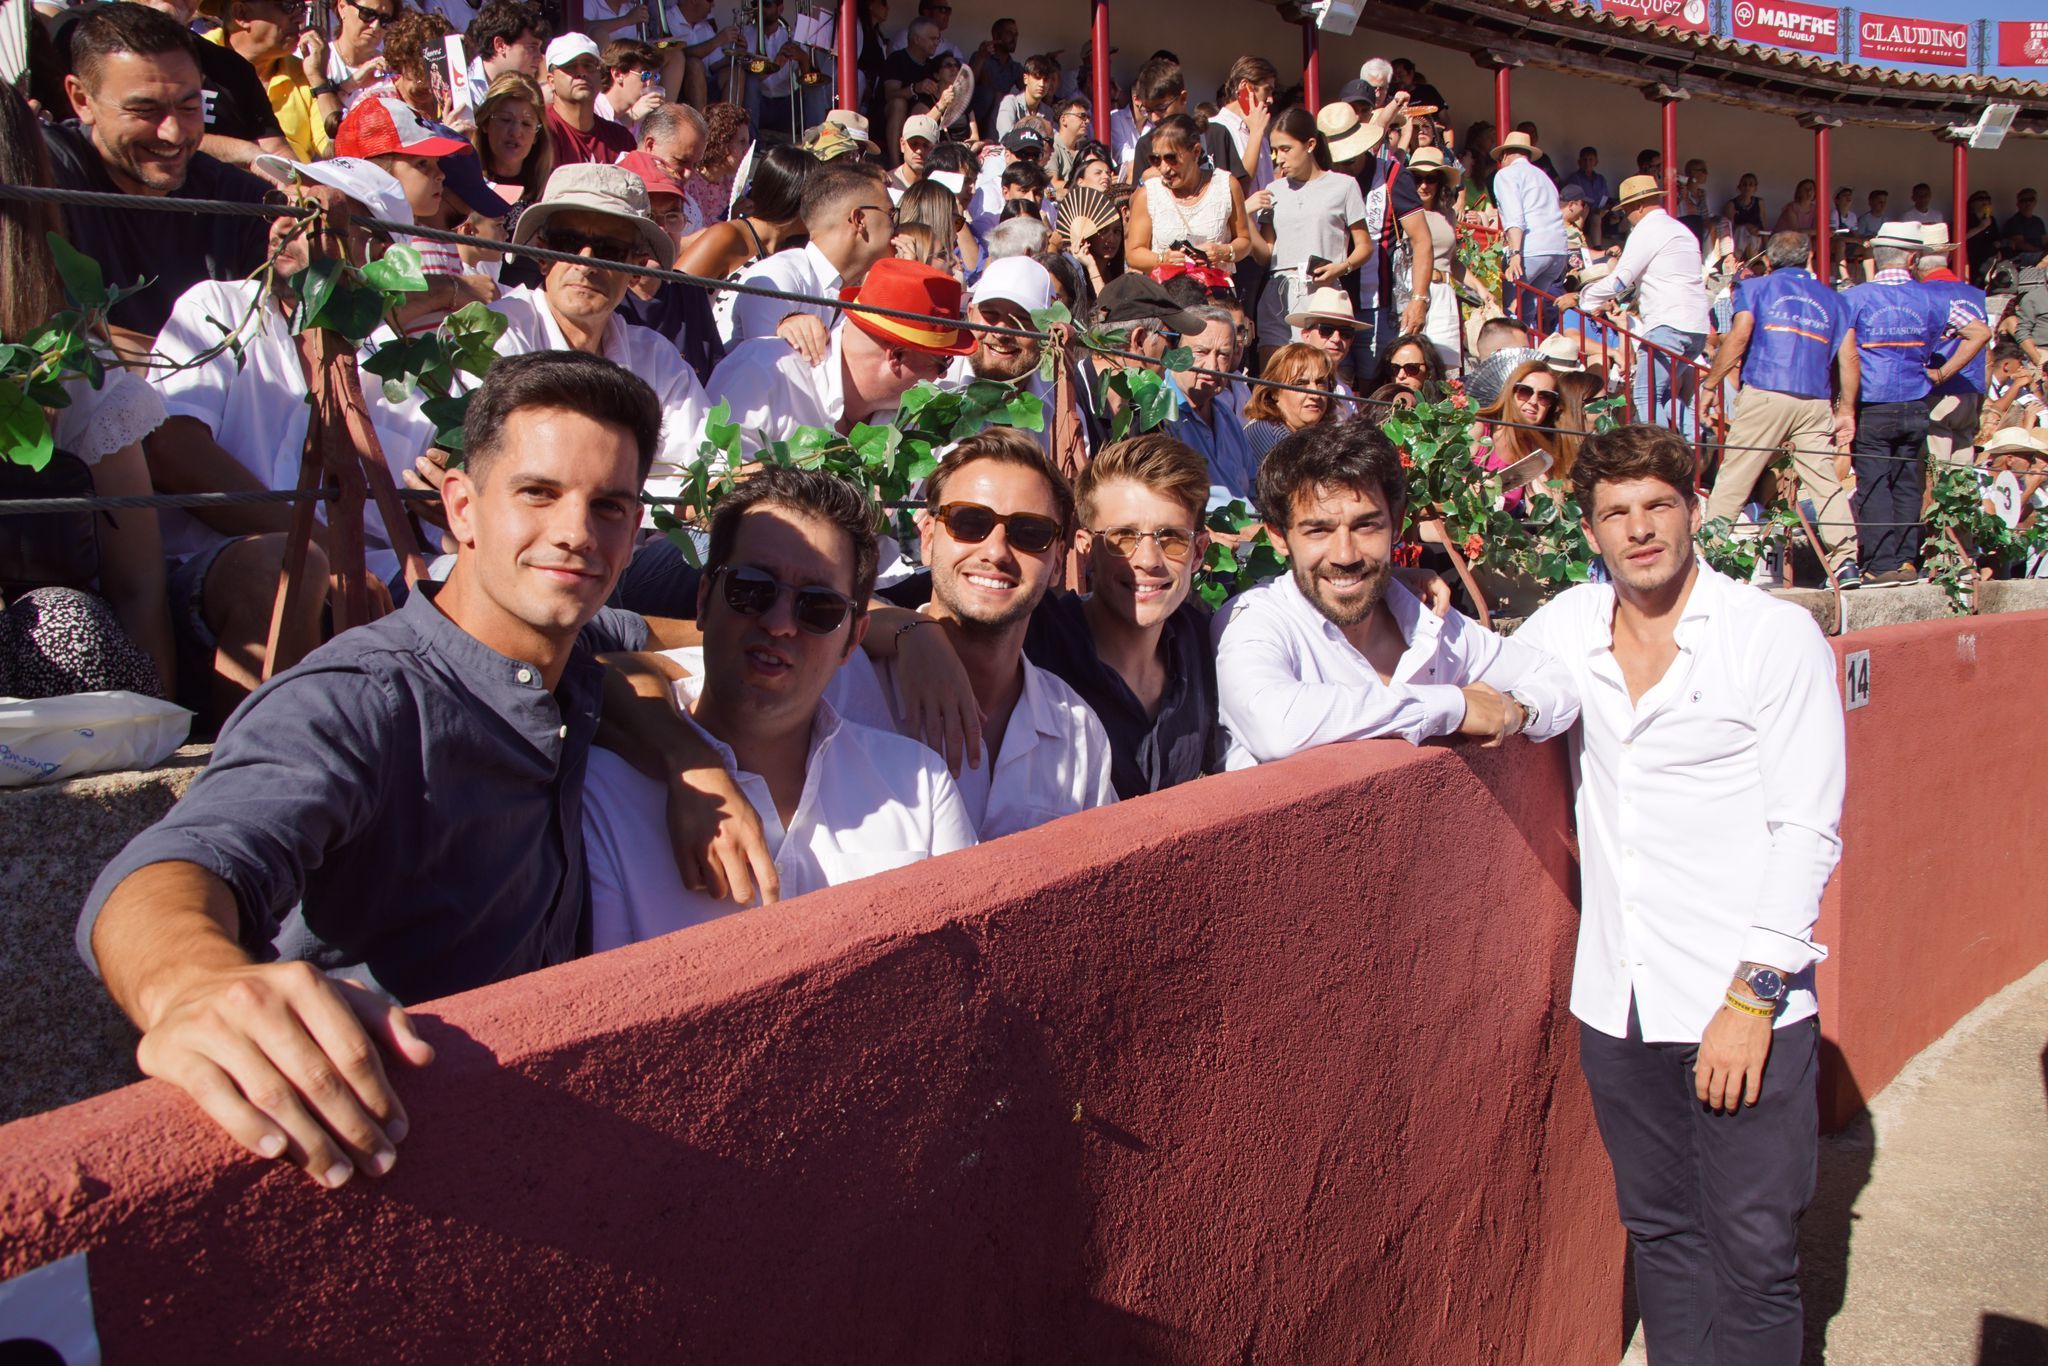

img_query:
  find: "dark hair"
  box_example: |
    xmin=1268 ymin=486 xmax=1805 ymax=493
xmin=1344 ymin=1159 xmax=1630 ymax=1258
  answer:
xmin=1369 ymin=333 xmax=1447 ymax=396
xmin=602 ymin=38 xmax=659 ymax=75
xmin=1133 ymin=56 xmax=1185 ymax=104
xmin=801 ymin=161 xmax=887 ymax=230
xmin=1269 ymin=107 xmax=1328 ymax=170
xmin=1022 ymin=53 xmax=1059 ymax=80
xmin=1221 ymin=55 xmax=1277 ymax=96
xmin=1159 ymin=272 xmax=1207 ymax=311
xmin=925 ymin=139 xmax=978 ymax=182
xmin=1991 ymin=339 xmax=2027 ymax=366
xmin=463 ymin=351 xmax=662 ymax=484
xmin=1056 ymin=97 xmax=1090 ymax=122
xmin=705 ymin=465 xmax=881 ymax=609
xmin=745 ymin=143 xmax=818 ymax=223
xmin=70 ymin=2 xmax=199 ymax=91
xmin=926 ymin=427 xmax=1077 ymax=537
xmin=1256 ymin=418 xmax=1407 ymax=531
xmin=701 ymin=101 xmax=750 ymax=177
xmin=467 ymin=0 xmax=545 ymax=60
xmin=997 ymin=198 xmax=1042 ymax=222
xmin=1036 ymin=249 xmax=1093 ymax=320
xmin=1150 ymin=112 xmax=1202 ymax=154
xmin=0 ymin=87 xmax=62 ymax=344
xmin=1001 ymin=161 xmax=1050 ymax=196
xmin=1567 ymin=423 xmax=1696 ymax=512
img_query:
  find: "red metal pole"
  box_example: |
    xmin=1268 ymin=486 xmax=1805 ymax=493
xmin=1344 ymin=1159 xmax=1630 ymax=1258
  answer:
xmin=1815 ymin=124 xmax=1831 ymax=282
xmin=1301 ymin=21 xmax=1321 ymax=111
xmin=1090 ymin=0 xmax=1111 ymax=145
xmin=1493 ymin=66 xmax=1510 ymax=143
xmin=836 ymin=0 xmax=857 ymax=111
xmin=1952 ymin=138 xmax=1968 ymax=251
xmin=1662 ymin=98 xmax=1678 ymax=216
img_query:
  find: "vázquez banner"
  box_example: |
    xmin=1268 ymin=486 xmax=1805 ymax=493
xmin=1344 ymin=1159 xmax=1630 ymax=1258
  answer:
xmin=1731 ymin=0 xmax=1839 ymax=55
xmin=1857 ymin=12 xmax=1969 ymax=66
xmin=1600 ymin=0 xmax=1710 ymax=36
xmin=1998 ymin=21 xmax=2048 ymax=67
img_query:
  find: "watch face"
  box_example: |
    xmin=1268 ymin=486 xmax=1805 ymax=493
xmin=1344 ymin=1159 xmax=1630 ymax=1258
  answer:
xmin=1749 ymin=969 xmax=1786 ymax=1001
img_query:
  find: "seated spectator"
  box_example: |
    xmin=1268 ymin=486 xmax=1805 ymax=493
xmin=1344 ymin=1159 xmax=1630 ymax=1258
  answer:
xmin=583 ymin=468 xmax=977 ymax=946
xmin=1167 ymin=306 xmax=1255 ymax=506
xmin=472 ymin=72 xmax=555 ymax=218
xmin=1475 ymin=357 xmax=1584 ymax=495
xmin=45 ymin=4 xmax=272 ymax=351
xmin=730 ymin=162 xmax=895 ymax=343
xmin=593 ymin=39 xmax=666 ymax=136
xmin=879 ymin=18 xmax=943 ymax=160
xmin=676 ymin=143 xmax=816 ymax=344
xmin=209 ymin=0 xmax=337 ymax=162
xmin=826 ymin=428 xmax=1118 ymax=837
xmin=1369 ymin=333 xmax=1447 ymax=400
xmin=77 ymin=353 xmax=687 ymax=1189
xmin=945 ymin=257 xmax=1084 ymax=459
xmin=1283 ymin=287 xmax=1366 ymax=398
xmin=465 ymin=0 xmax=548 ymax=91
xmin=891 ymin=113 xmax=941 ymax=195
xmin=672 ymin=0 xmax=741 ymax=111
xmin=631 ymin=101 xmax=709 ymax=231
xmin=1087 ymin=275 xmax=1208 ymax=437
xmin=1048 ymin=98 xmax=1093 ymax=190
xmin=686 ymin=102 xmax=750 ymax=231
xmin=710 ymin=258 xmax=972 ymax=448
xmin=321 ymin=0 xmax=394 ymax=108
xmin=613 ymin=151 xmax=726 ymax=384
xmin=2006 ymin=189 xmax=2046 ymax=261
xmin=1900 ymin=182 xmax=1943 ymax=228
xmin=362 ymin=10 xmax=454 ymax=123
xmin=996 ymin=53 xmax=1061 ymax=138
xmin=894 ymin=174 xmax=974 ymax=280
xmin=1463 ymin=316 xmax=1543 ymax=407
xmin=332 ymin=96 xmax=503 ymax=314
xmin=0 ymin=91 xmax=174 ymax=701
xmin=1981 ymin=341 xmax=2043 ymax=436
xmin=1243 ymin=341 xmax=1338 ymax=468
xmin=1212 ymin=420 xmax=1575 ymax=768
xmin=1857 ymin=189 xmax=1890 ymax=239
xmin=1057 ymin=185 xmax=1126 ymax=297
xmin=544 ymin=34 xmax=636 ymax=167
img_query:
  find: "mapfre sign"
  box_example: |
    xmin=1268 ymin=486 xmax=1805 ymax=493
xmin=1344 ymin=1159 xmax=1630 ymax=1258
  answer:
xmin=1600 ymin=0 xmax=1711 ymax=36
xmin=1856 ymin=11 xmax=1969 ymax=66
xmin=1731 ymin=0 xmax=1840 ymax=55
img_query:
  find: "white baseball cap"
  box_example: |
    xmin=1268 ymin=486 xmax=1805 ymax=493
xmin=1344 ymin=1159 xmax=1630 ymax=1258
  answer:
xmin=969 ymin=255 xmax=1055 ymax=313
xmin=546 ymin=32 xmax=602 ymax=68
xmin=251 ymin=154 xmax=414 ymax=228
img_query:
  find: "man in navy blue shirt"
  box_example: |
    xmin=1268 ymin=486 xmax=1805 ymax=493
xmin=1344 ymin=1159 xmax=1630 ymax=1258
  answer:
xmin=79 ymin=352 xmax=767 ymax=1190
xmin=1702 ymin=232 xmax=1861 ymax=584
xmin=1911 ymin=227 xmax=1991 ymax=470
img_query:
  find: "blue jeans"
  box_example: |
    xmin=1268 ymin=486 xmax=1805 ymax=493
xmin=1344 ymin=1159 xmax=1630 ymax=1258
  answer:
xmin=745 ymin=73 xmax=830 ymax=142
xmin=1517 ymin=253 xmax=1569 ymax=334
xmin=1634 ymin=326 xmax=1707 ymax=438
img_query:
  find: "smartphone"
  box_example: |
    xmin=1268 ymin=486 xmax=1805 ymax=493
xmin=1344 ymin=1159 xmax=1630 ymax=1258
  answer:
xmin=1305 ymin=254 xmax=1332 ymax=279
xmin=1233 ymin=80 xmax=1254 ymax=115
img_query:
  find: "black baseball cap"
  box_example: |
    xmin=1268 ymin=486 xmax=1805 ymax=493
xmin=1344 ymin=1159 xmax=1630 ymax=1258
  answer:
xmin=1095 ymin=274 xmax=1207 ymax=336
xmin=1001 ymin=126 xmax=1047 ymax=158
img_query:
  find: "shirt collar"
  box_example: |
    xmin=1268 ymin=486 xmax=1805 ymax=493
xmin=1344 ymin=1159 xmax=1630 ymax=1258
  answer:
xmin=674 ymin=670 xmax=845 ymax=777
xmin=1584 ymin=557 xmax=1721 ymax=655
xmin=802 ymin=240 xmax=843 ymax=295
xmin=1873 ymin=268 xmax=1914 ymax=286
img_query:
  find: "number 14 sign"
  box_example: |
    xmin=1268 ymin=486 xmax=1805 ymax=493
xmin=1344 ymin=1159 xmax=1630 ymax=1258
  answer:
xmin=1843 ymin=650 xmax=1871 ymax=711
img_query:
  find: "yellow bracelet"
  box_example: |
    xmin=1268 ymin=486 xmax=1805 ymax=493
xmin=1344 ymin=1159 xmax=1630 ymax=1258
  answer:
xmin=1723 ymin=991 xmax=1774 ymax=1018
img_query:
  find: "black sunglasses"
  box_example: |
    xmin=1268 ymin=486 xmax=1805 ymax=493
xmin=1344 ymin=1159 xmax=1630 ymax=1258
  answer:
xmin=1512 ymin=383 xmax=1558 ymax=406
xmin=714 ymin=565 xmax=856 ymax=635
xmin=1392 ymin=361 xmax=1427 ymax=377
xmin=932 ymin=501 xmax=1062 ymax=555
xmin=540 ymin=228 xmax=637 ymax=263
xmin=347 ymin=0 xmax=399 ymax=21
xmin=1302 ymin=321 xmax=1352 ymax=337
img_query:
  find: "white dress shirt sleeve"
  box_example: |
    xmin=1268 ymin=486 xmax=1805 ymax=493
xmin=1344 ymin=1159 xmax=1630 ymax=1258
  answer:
xmin=1453 ymin=614 xmax=1582 ymax=742
xmin=1739 ymin=606 xmax=1844 ymax=973
xmin=927 ymin=764 xmax=981 ymax=856
xmin=150 ymin=281 xmax=253 ymax=426
xmin=730 ymin=258 xmax=795 ymax=346
xmin=1212 ymin=592 xmax=1469 ymax=758
xmin=1581 ymin=217 xmax=1656 ymax=313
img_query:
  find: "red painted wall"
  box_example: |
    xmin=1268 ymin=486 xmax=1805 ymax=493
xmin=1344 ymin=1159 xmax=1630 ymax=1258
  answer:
xmin=0 ymin=740 xmax=1621 ymax=1363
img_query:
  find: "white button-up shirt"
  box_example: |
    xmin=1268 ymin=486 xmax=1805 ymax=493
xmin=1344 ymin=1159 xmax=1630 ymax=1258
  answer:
xmin=1212 ymin=573 xmax=1578 ymax=769
xmin=1514 ymin=564 xmax=1844 ymax=1043
xmin=1493 ymin=155 xmax=1569 ymax=261
xmin=825 ymin=647 xmax=1118 ymax=840
xmin=731 ymin=241 xmax=843 ymax=345
xmin=583 ymin=677 xmax=978 ymax=950
xmin=486 ymin=285 xmax=710 ymax=525
xmin=1580 ymin=206 xmax=1711 ymax=336
xmin=709 ymin=328 xmax=897 ymax=450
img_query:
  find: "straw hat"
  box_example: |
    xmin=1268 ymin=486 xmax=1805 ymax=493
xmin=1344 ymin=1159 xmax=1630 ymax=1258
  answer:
xmin=1406 ymin=146 xmax=1461 ymax=186
xmin=1918 ymin=223 xmax=1964 ymax=253
xmin=1537 ymin=333 xmax=1585 ymax=372
xmin=513 ymin=163 xmax=675 ymax=269
xmin=1492 ymin=129 xmax=1541 ymax=161
xmin=823 ymin=108 xmax=880 ymax=152
xmin=1981 ymin=427 xmax=2048 ymax=458
xmin=1611 ymin=174 xmax=1664 ymax=213
xmin=1314 ymin=103 xmax=1384 ymax=163
xmin=837 ymin=258 xmax=977 ymax=356
xmin=1285 ymin=285 xmax=1363 ymax=331
xmin=1867 ymin=221 xmax=1931 ymax=250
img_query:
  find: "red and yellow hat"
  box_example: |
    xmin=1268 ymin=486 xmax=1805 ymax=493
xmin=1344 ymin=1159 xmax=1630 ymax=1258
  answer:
xmin=838 ymin=258 xmax=977 ymax=357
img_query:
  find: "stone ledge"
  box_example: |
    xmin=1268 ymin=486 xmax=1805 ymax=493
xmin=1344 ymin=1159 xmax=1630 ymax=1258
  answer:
xmin=1771 ymin=579 xmax=2048 ymax=636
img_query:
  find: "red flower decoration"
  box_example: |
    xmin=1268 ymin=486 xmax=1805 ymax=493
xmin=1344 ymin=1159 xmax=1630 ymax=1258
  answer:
xmin=1463 ymin=533 xmax=1485 ymax=561
xmin=1400 ymin=450 xmax=1415 ymax=468
xmin=1451 ymin=396 xmax=1470 ymax=410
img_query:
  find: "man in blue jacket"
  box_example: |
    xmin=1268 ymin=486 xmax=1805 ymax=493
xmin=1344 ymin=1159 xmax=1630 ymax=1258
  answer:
xmin=1911 ymin=225 xmax=1991 ymax=470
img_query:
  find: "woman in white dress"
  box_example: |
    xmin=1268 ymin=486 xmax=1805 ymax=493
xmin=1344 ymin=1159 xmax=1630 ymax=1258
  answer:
xmin=1398 ymin=145 xmax=1467 ymax=374
xmin=1123 ymin=114 xmax=1251 ymax=280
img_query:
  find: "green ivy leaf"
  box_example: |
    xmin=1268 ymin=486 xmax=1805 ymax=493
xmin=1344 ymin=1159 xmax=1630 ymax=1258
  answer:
xmin=423 ymin=394 xmax=471 ymax=454
xmin=1160 ymin=345 xmax=1194 ymax=374
xmin=360 ymin=244 xmax=428 ymax=296
xmin=1029 ymin=302 xmax=1072 ymax=330
xmin=47 ymin=233 xmax=108 ymax=309
xmin=0 ymin=379 xmax=54 ymax=471
xmin=285 ymin=258 xmax=343 ymax=335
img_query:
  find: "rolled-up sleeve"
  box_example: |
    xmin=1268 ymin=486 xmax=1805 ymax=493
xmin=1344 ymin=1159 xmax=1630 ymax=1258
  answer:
xmin=1739 ymin=608 xmax=1844 ymax=973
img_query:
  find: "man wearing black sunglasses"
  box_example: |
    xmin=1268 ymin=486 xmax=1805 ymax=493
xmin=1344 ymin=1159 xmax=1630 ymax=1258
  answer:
xmin=829 ymin=429 xmax=1117 ymax=839
xmin=584 ymin=467 xmax=979 ymax=945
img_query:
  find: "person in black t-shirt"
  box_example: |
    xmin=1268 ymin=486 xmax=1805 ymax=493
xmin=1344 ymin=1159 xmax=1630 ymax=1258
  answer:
xmin=51 ymin=0 xmax=291 ymax=168
xmin=47 ymin=5 xmax=272 ymax=346
xmin=1125 ymin=57 xmax=1246 ymax=190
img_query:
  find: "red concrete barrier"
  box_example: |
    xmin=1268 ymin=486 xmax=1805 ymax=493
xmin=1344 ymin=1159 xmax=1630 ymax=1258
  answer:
xmin=0 ymin=739 xmax=1622 ymax=1363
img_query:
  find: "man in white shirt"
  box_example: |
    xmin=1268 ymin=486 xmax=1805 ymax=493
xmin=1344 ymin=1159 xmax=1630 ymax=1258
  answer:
xmin=1209 ymin=56 xmax=1276 ymax=193
xmin=1562 ymin=174 xmax=1710 ymax=438
xmin=1899 ymin=181 xmax=1945 ymax=228
xmin=1493 ymin=130 xmax=1569 ymax=333
xmin=828 ymin=428 xmax=1118 ymax=838
xmin=1213 ymin=420 xmax=1575 ymax=767
xmin=583 ymin=466 xmax=978 ymax=947
xmin=730 ymin=161 xmax=896 ymax=343
xmin=1513 ymin=424 xmax=1844 ymax=1366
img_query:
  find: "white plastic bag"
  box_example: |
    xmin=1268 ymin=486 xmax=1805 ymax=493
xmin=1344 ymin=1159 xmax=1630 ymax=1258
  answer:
xmin=0 ymin=690 xmax=192 ymax=787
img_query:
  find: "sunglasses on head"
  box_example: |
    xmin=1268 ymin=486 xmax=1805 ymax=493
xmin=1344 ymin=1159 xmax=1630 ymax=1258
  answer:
xmin=540 ymin=228 xmax=638 ymax=263
xmin=1090 ymin=525 xmax=1195 ymax=563
xmin=714 ymin=565 xmax=856 ymax=635
xmin=932 ymin=501 xmax=1062 ymax=555
xmin=1513 ymin=383 xmax=1558 ymax=406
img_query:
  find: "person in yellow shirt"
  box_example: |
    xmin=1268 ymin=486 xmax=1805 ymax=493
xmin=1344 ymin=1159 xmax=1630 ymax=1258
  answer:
xmin=207 ymin=0 xmax=339 ymax=162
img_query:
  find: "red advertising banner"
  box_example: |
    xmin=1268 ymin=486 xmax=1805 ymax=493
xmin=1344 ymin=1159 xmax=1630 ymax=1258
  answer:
xmin=1856 ymin=12 xmax=1970 ymax=66
xmin=1998 ymin=21 xmax=2048 ymax=67
xmin=1599 ymin=0 xmax=1710 ymax=35
xmin=1730 ymin=0 xmax=1840 ymax=55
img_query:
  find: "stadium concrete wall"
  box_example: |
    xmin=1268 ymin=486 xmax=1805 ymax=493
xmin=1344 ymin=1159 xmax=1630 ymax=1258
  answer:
xmin=0 ymin=611 xmax=2043 ymax=1360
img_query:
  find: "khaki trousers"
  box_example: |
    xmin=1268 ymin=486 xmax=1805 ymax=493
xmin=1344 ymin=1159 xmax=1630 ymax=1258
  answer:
xmin=1706 ymin=386 xmax=1858 ymax=569
xmin=1925 ymin=393 xmax=1982 ymax=467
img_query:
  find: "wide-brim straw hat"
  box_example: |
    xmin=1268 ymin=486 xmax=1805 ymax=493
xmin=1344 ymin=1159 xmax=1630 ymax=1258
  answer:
xmin=1868 ymin=220 xmax=1934 ymax=250
xmin=513 ymin=163 xmax=675 ymax=269
xmin=1492 ymin=129 xmax=1541 ymax=161
xmin=1315 ymin=103 xmax=1384 ymax=163
xmin=1537 ymin=333 xmax=1585 ymax=372
xmin=1286 ymin=285 xmax=1363 ymax=330
xmin=1406 ymin=146 xmax=1461 ymax=186
xmin=1918 ymin=222 xmax=1964 ymax=253
xmin=1612 ymin=174 xmax=1664 ymax=212
xmin=1982 ymin=427 xmax=2048 ymax=458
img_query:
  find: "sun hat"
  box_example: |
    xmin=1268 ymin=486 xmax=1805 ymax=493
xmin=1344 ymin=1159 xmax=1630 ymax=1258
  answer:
xmin=544 ymin=32 xmax=601 ymax=68
xmin=1492 ymin=129 xmax=1540 ymax=161
xmin=512 ymin=163 xmax=675 ymax=268
xmin=1285 ymin=285 xmax=1362 ymax=331
xmin=1406 ymin=145 xmax=1460 ymax=186
xmin=1314 ymin=102 xmax=1382 ymax=163
xmin=1537 ymin=332 xmax=1585 ymax=372
xmin=1867 ymin=221 xmax=1933 ymax=250
xmin=1981 ymin=427 xmax=2048 ymax=458
xmin=1917 ymin=223 xmax=1964 ymax=253
xmin=901 ymin=114 xmax=942 ymax=145
xmin=615 ymin=149 xmax=684 ymax=202
xmin=251 ymin=154 xmax=414 ymax=228
xmin=802 ymin=122 xmax=865 ymax=162
xmin=335 ymin=96 xmax=469 ymax=160
xmin=1612 ymin=174 xmax=1665 ymax=212
xmin=838 ymin=258 xmax=977 ymax=355
xmin=823 ymin=108 xmax=880 ymax=152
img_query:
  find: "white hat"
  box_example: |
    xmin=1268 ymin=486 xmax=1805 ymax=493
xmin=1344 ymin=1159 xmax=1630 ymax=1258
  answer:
xmin=251 ymin=154 xmax=414 ymax=228
xmin=545 ymin=32 xmax=602 ymax=68
xmin=1285 ymin=285 xmax=1361 ymax=330
xmin=970 ymin=255 xmax=1055 ymax=313
xmin=1537 ymin=332 xmax=1585 ymax=372
xmin=1868 ymin=221 xmax=1931 ymax=250
xmin=1982 ymin=427 xmax=2048 ymax=458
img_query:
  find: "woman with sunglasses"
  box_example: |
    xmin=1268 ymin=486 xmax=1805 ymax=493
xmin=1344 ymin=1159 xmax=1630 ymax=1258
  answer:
xmin=1124 ymin=114 xmax=1251 ymax=278
xmin=325 ymin=0 xmax=395 ymax=101
xmin=1398 ymin=146 xmax=1466 ymax=373
xmin=1368 ymin=333 xmax=1447 ymax=400
xmin=1241 ymin=342 xmax=1338 ymax=466
xmin=472 ymin=73 xmax=554 ymax=218
xmin=1473 ymin=358 xmax=1586 ymax=501
xmin=1245 ymin=107 xmax=1369 ymax=358
xmin=675 ymin=142 xmax=817 ymax=344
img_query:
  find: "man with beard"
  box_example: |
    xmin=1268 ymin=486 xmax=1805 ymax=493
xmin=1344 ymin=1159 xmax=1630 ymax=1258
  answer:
xmin=1212 ymin=419 xmax=1574 ymax=768
xmin=1513 ymin=424 xmax=1845 ymax=1365
xmin=942 ymin=256 xmax=1088 ymax=461
xmin=828 ymin=427 xmax=1117 ymax=839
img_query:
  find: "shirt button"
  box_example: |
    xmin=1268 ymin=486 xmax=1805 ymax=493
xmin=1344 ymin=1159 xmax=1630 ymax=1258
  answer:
xmin=516 ymin=668 xmax=534 ymax=685
xmin=558 ymin=724 xmax=568 ymax=739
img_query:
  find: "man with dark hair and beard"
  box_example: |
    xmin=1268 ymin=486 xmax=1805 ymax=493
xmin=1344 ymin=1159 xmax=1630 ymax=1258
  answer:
xmin=826 ymin=427 xmax=1117 ymax=839
xmin=1212 ymin=419 xmax=1574 ymax=768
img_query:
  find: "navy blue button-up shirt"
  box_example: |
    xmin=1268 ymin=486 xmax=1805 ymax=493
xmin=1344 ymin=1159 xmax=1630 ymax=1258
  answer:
xmin=77 ymin=585 xmax=649 ymax=1005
